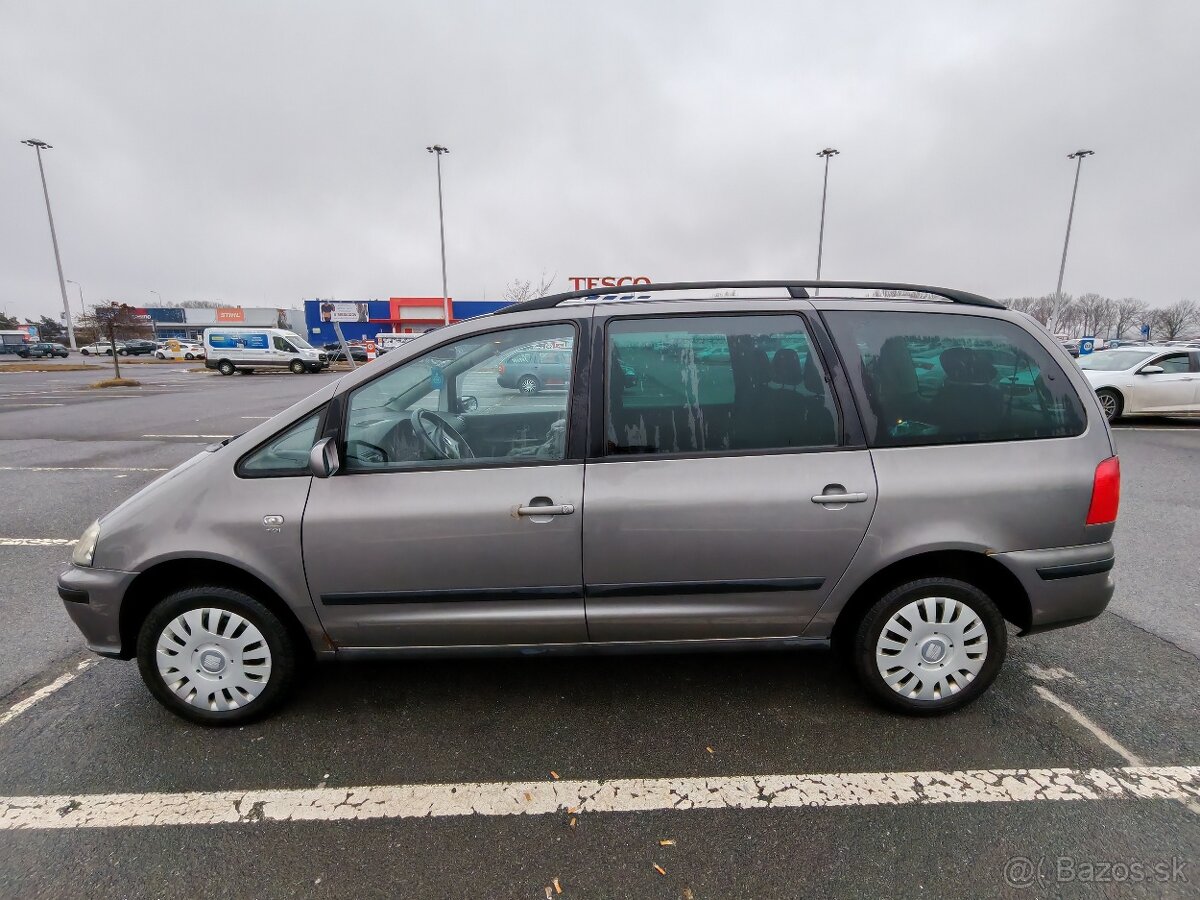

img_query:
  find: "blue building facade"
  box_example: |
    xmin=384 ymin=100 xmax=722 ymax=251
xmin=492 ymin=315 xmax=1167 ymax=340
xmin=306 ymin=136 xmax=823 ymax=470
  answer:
xmin=301 ymin=299 xmax=511 ymax=346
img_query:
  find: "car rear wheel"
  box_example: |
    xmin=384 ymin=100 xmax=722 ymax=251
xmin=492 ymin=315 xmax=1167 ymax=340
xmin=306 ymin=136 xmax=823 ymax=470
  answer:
xmin=136 ymin=586 xmax=298 ymax=725
xmin=217 ymin=360 xmax=236 ymax=376
xmin=517 ymin=374 xmax=540 ymax=395
xmin=853 ymin=577 xmax=1006 ymax=715
xmin=1096 ymin=388 xmax=1122 ymax=422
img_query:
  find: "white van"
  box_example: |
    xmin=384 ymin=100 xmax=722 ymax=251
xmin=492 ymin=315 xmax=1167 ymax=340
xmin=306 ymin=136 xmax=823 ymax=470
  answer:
xmin=203 ymin=327 xmax=327 ymax=375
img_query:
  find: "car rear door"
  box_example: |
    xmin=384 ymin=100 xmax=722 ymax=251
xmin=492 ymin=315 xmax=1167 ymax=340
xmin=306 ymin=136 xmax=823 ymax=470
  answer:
xmin=581 ymin=301 xmax=877 ymax=642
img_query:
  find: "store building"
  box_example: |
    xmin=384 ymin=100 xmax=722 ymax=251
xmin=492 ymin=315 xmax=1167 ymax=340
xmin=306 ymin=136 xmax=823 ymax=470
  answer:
xmin=138 ymin=307 xmax=304 ymax=341
xmin=301 ymin=298 xmax=510 ymax=345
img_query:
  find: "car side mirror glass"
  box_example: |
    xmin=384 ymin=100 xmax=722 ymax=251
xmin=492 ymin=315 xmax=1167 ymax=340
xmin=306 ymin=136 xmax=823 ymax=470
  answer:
xmin=308 ymin=436 xmax=341 ymax=478
xmin=1138 ymin=365 xmax=1164 ymax=375
xmin=458 ymin=395 xmax=479 ymax=413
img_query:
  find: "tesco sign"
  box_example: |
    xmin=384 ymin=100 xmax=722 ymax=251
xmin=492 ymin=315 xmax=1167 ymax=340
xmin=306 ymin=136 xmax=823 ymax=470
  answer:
xmin=568 ymin=276 xmax=652 ymax=291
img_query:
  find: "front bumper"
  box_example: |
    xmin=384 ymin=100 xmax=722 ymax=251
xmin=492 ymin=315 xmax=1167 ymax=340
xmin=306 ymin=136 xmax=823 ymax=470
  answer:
xmin=991 ymin=541 xmax=1114 ymax=635
xmin=57 ymin=564 xmax=139 ymax=658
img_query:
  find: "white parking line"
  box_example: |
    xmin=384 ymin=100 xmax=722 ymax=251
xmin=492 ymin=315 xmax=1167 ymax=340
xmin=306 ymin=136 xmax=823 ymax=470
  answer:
xmin=0 ymin=765 xmax=1195 ymax=831
xmin=0 ymin=538 xmax=77 ymax=546
xmin=0 ymin=466 xmax=168 ymax=473
xmin=1033 ymin=685 xmax=1143 ymax=765
xmin=0 ymin=659 xmax=96 ymax=729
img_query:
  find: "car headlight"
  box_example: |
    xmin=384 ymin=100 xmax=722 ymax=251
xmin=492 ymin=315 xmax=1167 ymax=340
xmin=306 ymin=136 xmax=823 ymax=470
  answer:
xmin=71 ymin=520 xmax=101 ymax=567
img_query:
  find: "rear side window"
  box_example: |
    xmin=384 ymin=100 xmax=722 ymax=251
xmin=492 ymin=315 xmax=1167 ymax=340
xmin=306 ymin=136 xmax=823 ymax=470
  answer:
xmin=605 ymin=314 xmax=838 ymax=455
xmin=824 ymin=311 xmax=1085 ymax=447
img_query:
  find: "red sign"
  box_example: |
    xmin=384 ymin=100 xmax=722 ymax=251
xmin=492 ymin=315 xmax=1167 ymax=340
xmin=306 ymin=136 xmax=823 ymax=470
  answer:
xmin=216 ymin=307 xmax=245 ymax=323
xmin=568 ymin=276 xmax=652 ymax=291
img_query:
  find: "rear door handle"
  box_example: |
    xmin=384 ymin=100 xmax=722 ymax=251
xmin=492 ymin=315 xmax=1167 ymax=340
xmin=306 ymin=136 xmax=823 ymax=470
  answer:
xmin=811 ymin=492 xmax=868 ymax=504
xmin=517 ymin=503 xmax=575 ymax=516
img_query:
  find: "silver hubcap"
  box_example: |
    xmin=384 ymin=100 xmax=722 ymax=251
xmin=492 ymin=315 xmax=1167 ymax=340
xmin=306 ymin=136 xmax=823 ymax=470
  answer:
xmin=156 ymin=608 xmax=272 ymax=711
xmin=1099 ymin=393 xmax=1117 ymax=418
xmin=519 ymin=378 xmax=537 ymax=394
xmin=875 ymin=596 xmax=988 ymax=701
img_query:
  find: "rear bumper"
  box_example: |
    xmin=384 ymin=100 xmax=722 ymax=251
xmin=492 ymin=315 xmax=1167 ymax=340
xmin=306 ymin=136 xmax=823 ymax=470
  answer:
xmin=991 ymin=541 xmax=1114 ymax=635
xmin=57 ymin=564 xmax=139 ymax=659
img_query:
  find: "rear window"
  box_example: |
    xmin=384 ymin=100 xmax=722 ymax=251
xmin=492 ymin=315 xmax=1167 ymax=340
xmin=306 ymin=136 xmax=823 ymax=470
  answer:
xmin=824 ymin=310 xmax=1086 ymax=447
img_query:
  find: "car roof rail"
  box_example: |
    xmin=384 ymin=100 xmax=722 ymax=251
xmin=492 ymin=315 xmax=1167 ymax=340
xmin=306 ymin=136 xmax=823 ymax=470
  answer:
xmin=493 ymin=280 xmax=1004 ymax=314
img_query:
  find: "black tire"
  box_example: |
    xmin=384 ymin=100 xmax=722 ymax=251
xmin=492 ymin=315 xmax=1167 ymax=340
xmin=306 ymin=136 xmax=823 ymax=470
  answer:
xmin=155 ymin=351 xmax=166 ymax=359
xmin=136 ymin=586 xmax=299 ymax=725
xmin=1096 ymin=388 xmax=1123 ymax=423
xmin=289 ymin=359 xmax=305 ymax=374
xmin=217 ymin=360 xmax=236 ymax=376
xmin=80 ymin=349 xmax=90 ymax=355
xmin=184 ymin=352 xmax=195 ymax=360
xmin=105 ymin=349 xmax=113 ymax=356
xmin=853 ymin=577 xmax=1007 ymax=716
xmin=517 ymin=374 xmax=540 ymax=395
xmin=118 ymin=349 xmax=128 ymax=356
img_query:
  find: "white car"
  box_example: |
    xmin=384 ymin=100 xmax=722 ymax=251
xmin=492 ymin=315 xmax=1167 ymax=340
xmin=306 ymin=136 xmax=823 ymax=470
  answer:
xmin=79 ymin=342 xmax=125 ymax=356
xmin=1079 ymin=345 xmax=1200 ymax=421
xmin=154 ymin=341 xmax=206 ymax=360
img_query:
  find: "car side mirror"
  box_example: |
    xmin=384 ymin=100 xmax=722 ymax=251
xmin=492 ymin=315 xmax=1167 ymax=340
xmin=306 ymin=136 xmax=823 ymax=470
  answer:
xmin=308 ymin=436 xmax=341 ymax=478
xmin=457 ymin=395 xmax=479 ymax=413
xmin=1138 ymin=365 xmax=1164 ymax=375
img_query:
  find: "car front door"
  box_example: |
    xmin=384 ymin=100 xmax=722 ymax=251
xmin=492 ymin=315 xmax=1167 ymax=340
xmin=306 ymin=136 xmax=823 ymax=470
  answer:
xmin=581 ymin=305 xmax=877 ymax=642
xmin=1130 ymin=353 xmax=1197 ymax=413
xmin=302 ymin=318 xmax=589 ymax=648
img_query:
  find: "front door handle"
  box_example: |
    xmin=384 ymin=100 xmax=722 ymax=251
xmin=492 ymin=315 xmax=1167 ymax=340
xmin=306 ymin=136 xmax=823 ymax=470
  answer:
xmin=517 ymin=503 xmax=576 ymax=516
xmin=811 ymin=491 xmax=868 ymax=505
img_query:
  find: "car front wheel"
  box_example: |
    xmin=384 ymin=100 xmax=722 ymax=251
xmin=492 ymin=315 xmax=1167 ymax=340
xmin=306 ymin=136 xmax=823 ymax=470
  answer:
xmin=136 ymin=586 xmax=298 ymax=725
xmin=1096 ymin=388 xmax=1122 ymax=422
xmin=289 ymin=360 xmax=305 ymax=374
xmin=853 ymin=577 xmax=1006 ymax=715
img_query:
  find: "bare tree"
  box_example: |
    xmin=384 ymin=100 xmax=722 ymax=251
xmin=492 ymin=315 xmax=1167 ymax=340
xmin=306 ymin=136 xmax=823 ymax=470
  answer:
xmin=78 ymin=302 xmax=149 ymax=379
xmin=502 ymin=272 xmax=557 ymax=303
xmin=1112 ymin=298 xmax=1147 ymax=340
xmin=1074 ymin=293 xmax=1116 ymax=338
xmin=1152 ymin=299 xmax=1199 ymax=340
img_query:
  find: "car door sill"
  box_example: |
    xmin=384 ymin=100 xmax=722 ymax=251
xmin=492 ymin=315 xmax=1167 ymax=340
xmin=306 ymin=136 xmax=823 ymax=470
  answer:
xmin=334 ymin=635 xmax=830 ymax=660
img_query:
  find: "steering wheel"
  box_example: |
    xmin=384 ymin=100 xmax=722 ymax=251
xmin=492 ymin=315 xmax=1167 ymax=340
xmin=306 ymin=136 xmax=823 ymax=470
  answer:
xmin=410 ymin=409 xmax=476 ymax=460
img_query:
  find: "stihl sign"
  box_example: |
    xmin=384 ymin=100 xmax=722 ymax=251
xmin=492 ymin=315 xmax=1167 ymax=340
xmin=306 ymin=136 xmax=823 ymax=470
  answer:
xmin=568 ymin=276 xmax=652 ymax=291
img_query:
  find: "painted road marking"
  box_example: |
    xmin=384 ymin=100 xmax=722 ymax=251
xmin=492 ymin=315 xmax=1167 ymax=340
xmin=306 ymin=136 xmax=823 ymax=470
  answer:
xmin=1033 ymin=685 xmax=1143 ymax=766
xmin=0 ymin=659 xmax=97 ymax=729
xmin=0 ymin=466 xmax=168 ymax=473
xmin=0 ymin=538 xmax=77 ymax=546
xmin=0 ymin=766 xmax=1195 ymax=831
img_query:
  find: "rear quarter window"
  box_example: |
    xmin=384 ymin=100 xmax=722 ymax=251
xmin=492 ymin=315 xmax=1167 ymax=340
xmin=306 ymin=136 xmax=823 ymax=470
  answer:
xmin=824 ymin=310 xmax=1086 ymax=447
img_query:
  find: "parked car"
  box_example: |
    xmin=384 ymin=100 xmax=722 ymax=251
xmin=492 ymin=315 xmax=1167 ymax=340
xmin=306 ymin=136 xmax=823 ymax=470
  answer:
xmin=58 ymin=280 xmax=1118 ymax=725
xmin=79 ymin=342 xmax=123 ymax=356
xmin=1079 ymin=345 xmax=1200 ymax=421
xmin=122 ymin=339 xmax=157 ymax=356
xmin=155 ymin=341 xmax=206 ymax=361
xmin=18 ymin=342 xmax=70 ymax=358
xmin=323 ymin=343 xmax=369 ymax=363
xmin=1060 ymin=339 xmax=1081 ymax=358
xmin=496 ymin=347 xmax=573 ymax=394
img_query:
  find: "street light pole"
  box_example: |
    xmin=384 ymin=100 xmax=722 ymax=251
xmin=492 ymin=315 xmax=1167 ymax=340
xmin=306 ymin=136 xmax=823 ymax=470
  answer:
xmin=21 ymin=139 xmax=76 ymax=349
xmin=427 ymin=145 xmax=451 ymax=326
xmin=814 ymin=148 xmax=839 ymax=297
xmin=150 ymin=290 xmax=163 ymax=341
xmin=66 ymin=280 xmax=85 ymax=335
xmin=1055 ymin=149 xmax=1094 ymax=299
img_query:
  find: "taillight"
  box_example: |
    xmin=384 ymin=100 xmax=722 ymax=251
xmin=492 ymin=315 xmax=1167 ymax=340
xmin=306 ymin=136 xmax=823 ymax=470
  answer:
xmin=1086 ymin=456 xmax=1120 ymax=525
xmin=498 ymin=363 xmax=506 ymax=374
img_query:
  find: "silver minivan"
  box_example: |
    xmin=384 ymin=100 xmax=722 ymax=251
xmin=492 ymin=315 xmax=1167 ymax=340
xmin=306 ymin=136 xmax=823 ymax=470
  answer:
xmin=58 ymin=281 xmax=1118 ymax=724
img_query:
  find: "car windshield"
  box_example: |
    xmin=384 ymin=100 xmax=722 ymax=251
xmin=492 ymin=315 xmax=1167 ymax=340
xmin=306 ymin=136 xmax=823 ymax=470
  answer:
xmin=1078 ymin=349 xmax=1157 ymax=371
xmin=283 ymin=332 xmax=313 ymax=350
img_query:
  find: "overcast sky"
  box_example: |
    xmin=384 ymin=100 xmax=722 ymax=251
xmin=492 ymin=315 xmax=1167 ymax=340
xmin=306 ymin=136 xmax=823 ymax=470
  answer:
xmin=3 ymin=1 xmax=1198 ymax=322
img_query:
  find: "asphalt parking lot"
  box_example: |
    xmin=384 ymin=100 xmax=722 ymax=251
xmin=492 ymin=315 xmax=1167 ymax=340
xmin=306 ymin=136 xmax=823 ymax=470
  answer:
xmin=0 ymin=362 xmax=1197 ymax=898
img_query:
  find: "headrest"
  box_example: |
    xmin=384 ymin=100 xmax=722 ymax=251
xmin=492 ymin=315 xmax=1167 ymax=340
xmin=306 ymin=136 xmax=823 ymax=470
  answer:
xmin=878 ymin=337 xmax=918 ymax=393
xmin=747 ymin=349 xmax=772 ymax=386
xmin=772 ymin=348 xmax=803 ymax=386
xmin=803 ymin=351 xmax=824 ymax=393
xmin=940 ymin=347 xmax=996 ymax=385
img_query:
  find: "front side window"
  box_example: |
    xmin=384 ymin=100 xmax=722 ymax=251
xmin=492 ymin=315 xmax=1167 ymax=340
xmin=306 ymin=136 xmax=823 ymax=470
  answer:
xmin=824 ymin=311 xmax=1086 ymax=447
xmin=1149 ymin=353 xmax=1190 ymax=374
xmin=1078 ymin=349 xmax=1156 ymax=372
xmin=272 ymin=336 xmax=293 ymax=352
xmin=344 ymin=323 xmax=575 ymax=472
xmin=240 ymin=413 xmax=322 ymax=476
xmin=605 ymin=315 xmax=838 ymax=456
